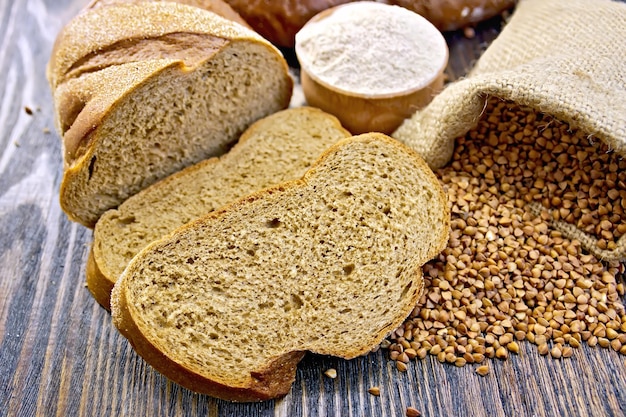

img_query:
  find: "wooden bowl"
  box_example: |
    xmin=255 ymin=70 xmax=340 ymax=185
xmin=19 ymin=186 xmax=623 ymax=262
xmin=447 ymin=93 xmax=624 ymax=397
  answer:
xmin=295 ymin=2 xmax=448 ymax=135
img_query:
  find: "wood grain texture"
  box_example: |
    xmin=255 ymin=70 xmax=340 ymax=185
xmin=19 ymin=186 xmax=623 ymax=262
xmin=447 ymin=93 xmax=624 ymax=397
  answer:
xmin=0 ymin=1 xmax=625 ymax=416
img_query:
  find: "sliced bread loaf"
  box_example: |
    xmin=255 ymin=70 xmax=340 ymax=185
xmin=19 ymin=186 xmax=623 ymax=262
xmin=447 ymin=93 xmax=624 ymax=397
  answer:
xmin=47 ymin=2 xmax=293 ymax=227
xmin=88 ymin=107 xmax=351 ymax=310
xmin=110 ymin=132 xmax=450 ymax=401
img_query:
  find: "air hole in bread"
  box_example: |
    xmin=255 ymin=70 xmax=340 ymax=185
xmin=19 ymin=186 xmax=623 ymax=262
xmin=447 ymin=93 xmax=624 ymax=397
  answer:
xmin=266 ymin=218 xmax=281 ymax=228
xmin=343 ymin=264 xmax=355 ymax=275
xmin=186 ymin=257 xmax=194 ymax=264
xmin=117 ymin=215 xmax=135 ymax=225
xmin=290 ymin=293 xmax=304 ymax=309
xmin=88 ymin=156 xmax=96 ymax=180
xmin=399 ymin=281 xmax=413 ymax=301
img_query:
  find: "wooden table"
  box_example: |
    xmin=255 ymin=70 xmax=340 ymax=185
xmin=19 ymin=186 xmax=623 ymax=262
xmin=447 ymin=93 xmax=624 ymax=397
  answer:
xmin=1 ymin=1 xmax=625 ymax=416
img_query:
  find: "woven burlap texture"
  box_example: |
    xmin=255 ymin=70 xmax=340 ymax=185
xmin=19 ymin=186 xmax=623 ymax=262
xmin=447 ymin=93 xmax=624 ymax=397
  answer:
xmin=393 ymin=0 xmax=626 ymax=261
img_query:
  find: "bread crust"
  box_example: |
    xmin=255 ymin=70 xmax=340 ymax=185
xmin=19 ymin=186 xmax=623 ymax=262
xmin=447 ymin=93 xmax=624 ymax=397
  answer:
xmin=47 ymin=2 xmax=265 ymax=89
xmin=112 ymin=278 xmax=306 ymax=401
xmin=86 ymin=245 xmax=114 ymax=310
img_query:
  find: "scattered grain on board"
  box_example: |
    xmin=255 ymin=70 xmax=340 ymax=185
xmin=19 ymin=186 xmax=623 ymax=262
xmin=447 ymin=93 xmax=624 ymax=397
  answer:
xmin=476 ymin=365 xmax=489 ymax=376
xmin=324 ymin=368 xmax=337 ymax=379
xmin=406 ymin=406 xmax=421 ymax=417
xmin=24 ymin=106 xmax=33 ymax=115
xmin=463 ymin=26 xmax=476 ymax=39
xmin=368 ymin=386 xmax=381 ymax=396
xmin=385 ymin=97 xmax=626 ymax=370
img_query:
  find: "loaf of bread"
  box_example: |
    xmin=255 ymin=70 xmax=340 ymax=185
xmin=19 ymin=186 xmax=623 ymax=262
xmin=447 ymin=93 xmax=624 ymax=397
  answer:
xmin=222 ymin=0 xmax=353 ymax=48
xmin=85 ymin=0 xmax=250 ymax=28
xmin=223 ymin=0 xmax=516 ymax=48
xmin=110 ymin=132 xmax=450 ymax=401
xmin=88 ymin=107 xmax=351 ymax=310
xmin=390 ymin=0 xmax=516 ymax=32
xmin=47 ymin=2 xmax=293 ymax=227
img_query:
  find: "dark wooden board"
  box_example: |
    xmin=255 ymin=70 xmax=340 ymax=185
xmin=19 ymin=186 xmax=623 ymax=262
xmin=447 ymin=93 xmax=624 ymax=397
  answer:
xmin=1 ymin=1 xmax=625 ymax=416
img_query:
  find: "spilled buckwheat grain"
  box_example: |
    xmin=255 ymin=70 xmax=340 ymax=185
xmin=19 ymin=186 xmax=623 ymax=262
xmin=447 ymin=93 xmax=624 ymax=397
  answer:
xmin=386 ymin=98 xmax=626 ymax=369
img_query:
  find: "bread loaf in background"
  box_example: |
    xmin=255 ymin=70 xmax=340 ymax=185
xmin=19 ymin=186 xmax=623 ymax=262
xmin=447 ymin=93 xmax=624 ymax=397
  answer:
xmin=223 ymin=0 xmax=516 ymax=48
xmin=47 ymin=1 xmax=293 ymax=227
xmin=111 ymin=132 xmax=450 ymax=401
xmin=390 ymin=0 xmax=516 ymax=32
xmin=88 ymin=107 xmax=351 ymax=310
xmin=85 ymin=0 xmax=252 ymax=28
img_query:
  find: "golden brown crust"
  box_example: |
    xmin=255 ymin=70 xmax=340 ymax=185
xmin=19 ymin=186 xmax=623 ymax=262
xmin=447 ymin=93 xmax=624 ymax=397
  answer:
xmin=47 ymin=1 xmax=260 ymax=89
xmin=113 ymin=278 xmax=305 ymax=401
xmin=390 ymin=0 xmax=516 ymax=31
xmin=86 ymin=245 xmax=114 ymax=310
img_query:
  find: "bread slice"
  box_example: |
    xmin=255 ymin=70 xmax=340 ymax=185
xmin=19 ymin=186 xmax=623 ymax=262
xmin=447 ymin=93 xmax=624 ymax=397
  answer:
xmin=110 ymin=132 xmax=450 ymax=401
xmin=88 ymin=107 xmax=351 ymax=310
xmin=47 ymin=2 xmax=293 ymax=227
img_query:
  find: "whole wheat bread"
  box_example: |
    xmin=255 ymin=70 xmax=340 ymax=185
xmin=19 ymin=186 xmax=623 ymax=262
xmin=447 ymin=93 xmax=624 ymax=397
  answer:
xmin=89 ymin=107 xmax=351 ymax=310
xmin=111 ymin=132 xmax=450 ymax=401
xmin=47 ymin=2 xmax=293 ymax=227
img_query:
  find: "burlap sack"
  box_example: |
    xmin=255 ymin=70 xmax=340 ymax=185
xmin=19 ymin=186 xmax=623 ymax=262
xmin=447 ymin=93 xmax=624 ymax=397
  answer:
xmin=392 ymin=0 xmax=626 ymax=261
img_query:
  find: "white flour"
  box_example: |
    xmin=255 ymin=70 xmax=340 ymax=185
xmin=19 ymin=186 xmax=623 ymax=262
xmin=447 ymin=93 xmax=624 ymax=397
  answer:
xmin=295 ymin=2 xmax=448 ymax=97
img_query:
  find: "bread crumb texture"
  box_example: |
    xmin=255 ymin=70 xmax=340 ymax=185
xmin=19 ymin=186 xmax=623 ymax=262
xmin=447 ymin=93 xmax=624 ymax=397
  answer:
xmin=112 ymin=133 xmax=449 ymax=398
xmin=92 ymin=107 xmax=350 ymax=308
